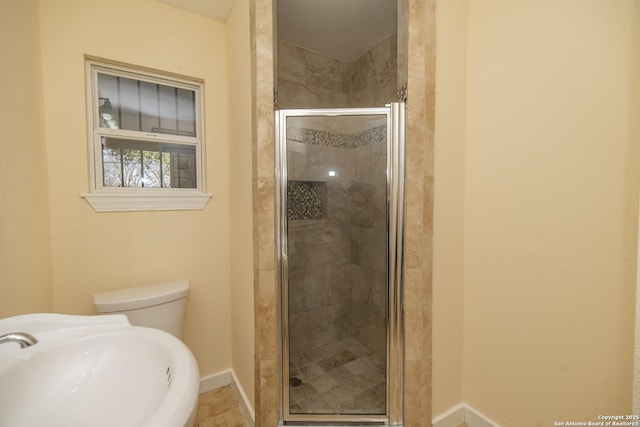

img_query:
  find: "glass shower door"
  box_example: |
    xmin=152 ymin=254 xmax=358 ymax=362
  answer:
xmin=276 ymin=104 xmax=405 ymax=425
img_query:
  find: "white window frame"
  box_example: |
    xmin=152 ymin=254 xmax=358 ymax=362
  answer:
xmin=82 ymin=57 xmax=211 ymax=212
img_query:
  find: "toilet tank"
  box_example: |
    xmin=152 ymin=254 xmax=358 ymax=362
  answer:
xmin=93 ymin=280 xmax=189 ymax=340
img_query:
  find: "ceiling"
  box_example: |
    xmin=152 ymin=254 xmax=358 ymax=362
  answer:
xmin=155 ymin=0 xmax=397 ymax=62
xmin=277 ymin=0 xmax=396 ymax=62
xmin=155 ymin=0 xmax=234 ymax=22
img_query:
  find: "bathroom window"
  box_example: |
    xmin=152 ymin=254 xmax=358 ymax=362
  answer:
xmin=82 ymin=57 xmax=210 ymax=212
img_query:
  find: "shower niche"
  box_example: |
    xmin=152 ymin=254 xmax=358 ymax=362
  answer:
xmin=287 ymin=180 xmax=327 ymax=220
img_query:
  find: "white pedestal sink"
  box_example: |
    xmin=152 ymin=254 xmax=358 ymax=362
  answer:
xmin=0 ymin=313 xmax=199 ymax=427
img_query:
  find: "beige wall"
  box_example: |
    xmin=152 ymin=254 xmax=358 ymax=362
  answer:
xmin=37 ymin=0 xmax=232 ymax=378
xmin=0 ymin=0 xmax=53 ymax=316
xmin=226 ymin=0 xmax=256 ymax=409
xmin=1 ymin=0 xmax=256 ymax=405
xmin=432 ymin=0 xmax=467 ymax=416
xmin=634 ymin=0 xmax=640 ymax=414
xmin=462 ymin=0 xmax=640 ymax=424
xmin=5 ymin=1 xmax=638 ymax=423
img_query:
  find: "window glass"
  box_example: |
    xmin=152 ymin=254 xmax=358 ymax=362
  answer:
xmin=101 ymin=137 xmax=196 ymax=188
xmin=97 ymin=73 xmax=197 ymax=136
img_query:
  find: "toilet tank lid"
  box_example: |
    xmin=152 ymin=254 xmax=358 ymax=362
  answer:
xmin=93 ymin=280 xmax=189 ymax=313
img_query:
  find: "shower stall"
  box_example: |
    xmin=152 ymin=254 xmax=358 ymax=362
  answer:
xmin=276 ymin=103 xmax=405 ymax=424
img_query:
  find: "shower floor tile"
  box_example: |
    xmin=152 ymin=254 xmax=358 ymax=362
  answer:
xmin=289 ymin=337 xmax=386 ymax=415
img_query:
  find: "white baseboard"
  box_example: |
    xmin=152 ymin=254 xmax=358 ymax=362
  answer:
xmin=199 ymin=369 xmax=255 ymax=427
xmin=432 ymin=403 xmax=466 ymax=427
xmin=433 ymin=403 xmax=500 ymax=427
xmin=464 ymin=404 xmax=500 ymax=427
xmin=199 ymin=369 xmax=232 ymax=393
xmin=230 ymin=369 xmax=256 ymax=427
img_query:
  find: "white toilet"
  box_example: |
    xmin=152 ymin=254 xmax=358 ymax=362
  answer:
xmin=93 ymin=280 xmax=189 ymax=340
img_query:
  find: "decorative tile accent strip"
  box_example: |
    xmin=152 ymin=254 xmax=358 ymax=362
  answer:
xmin=361 ymin=125 xmax=387 ymax=146
xmin=287 ymin=125 xmax=386 ymax=148
xmin=287 ymin=180 xmax=327 ymax=220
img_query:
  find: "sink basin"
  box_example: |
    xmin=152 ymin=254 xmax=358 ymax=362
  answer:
xmin=0 ymin=313 xmax=199 ymax=427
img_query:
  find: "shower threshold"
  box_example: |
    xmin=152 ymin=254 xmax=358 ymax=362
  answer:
xmin=279 ymin=423 xmax=399 ymax=427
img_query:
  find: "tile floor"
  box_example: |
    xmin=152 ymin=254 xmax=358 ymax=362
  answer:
xmin=194 ymin=385 xmax=247 ymax=427
xmin=289 ymin=336 xmax=386 ymax=415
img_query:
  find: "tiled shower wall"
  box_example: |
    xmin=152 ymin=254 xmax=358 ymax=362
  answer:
xmin=278 ymin=34 xmax=398 ymax=109
xmin=252 ymin=0 xmax=435 ymax=424
xmin=349 ymin=137 xmax=387 ymax=361
xmin=287 ymin=139 xmax=352 ymax=358
xmin=286 ymin=124 xmax=387 ymax=362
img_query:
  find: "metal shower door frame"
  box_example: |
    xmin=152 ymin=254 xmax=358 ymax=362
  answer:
xmin=275 ymin=103 xmax=406 ymax=426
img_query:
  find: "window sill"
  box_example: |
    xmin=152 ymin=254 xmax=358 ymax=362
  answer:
xmin=82 ymin=191 xmax=212 ymax=212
